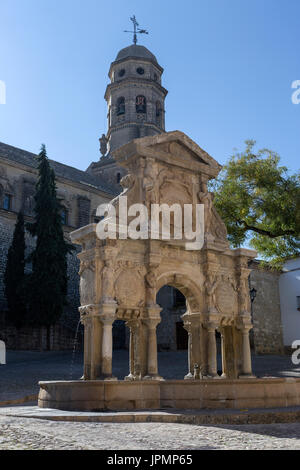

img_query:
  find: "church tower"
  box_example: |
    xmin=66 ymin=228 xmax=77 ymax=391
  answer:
xmin=106 ymin=44 xmax=167 ymax=153
xmin=87 ymin=41 xmax=168 ymax=190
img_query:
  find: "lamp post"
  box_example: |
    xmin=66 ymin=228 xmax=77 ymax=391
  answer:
xmin=250 ymin=287 xmax=257 ymax=304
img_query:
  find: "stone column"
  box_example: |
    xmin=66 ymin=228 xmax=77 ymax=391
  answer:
xmin=82 ymin=319 xmax=92 ymax=380
xmin=100 ymin=317 xmax=115 ymax=379
xmin=207 ymin=322 xmax=218 ymax=378
xmin=183 ymin=321 xmax=193 ymax=379
xmin=220 ymin=329 xmax=227 ymax=379
xmin=146 ymin=318 xmax=159 ymax=378
xmin=143 ymin=313 xmax=162 ymax=380
xmin=90 ymin=316 xmax=102 ymax=380
xmin=99 ymin=301 xmax=117 ymax=380
xmin=239 ymin=326 xmax=254 ymax=378
xmin=125 ymin=320 xmax=139 ymax=381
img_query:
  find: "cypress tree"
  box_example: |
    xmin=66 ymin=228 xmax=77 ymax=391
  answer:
xmin=4 ymin=211 xmax=27 ymax=329
xmin=27 ymin=144 xmax=73 ymax=344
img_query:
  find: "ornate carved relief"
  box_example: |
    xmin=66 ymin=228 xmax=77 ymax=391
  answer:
xmin=115 ymin=268 xmax=145 ymax=307
xmin=79 ymin=260 xmax=96 ymax=305
xmin=204 ymin=272 xmax=219 ymax=311
xmin=145 ymin=268 xmax=158 ymax=306
xmin=237 ymin=270 xmax=251 ymax=313
xmin=102 ymin=259 xmax=116 ymax=301
xmin=215 ymin=275 xmax=238 ymax=316
xmin=71 ymin=130 xmax=258 ymax=381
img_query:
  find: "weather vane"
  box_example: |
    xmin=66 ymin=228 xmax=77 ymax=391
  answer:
xmin=124 ymin=15 xmax=149 ymax=45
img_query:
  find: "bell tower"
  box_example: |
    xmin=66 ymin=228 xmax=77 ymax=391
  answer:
xmin=105 ymin=43 xmax=167 ymax=154
xmin=86 ymin=30 xmax=168 ymax=190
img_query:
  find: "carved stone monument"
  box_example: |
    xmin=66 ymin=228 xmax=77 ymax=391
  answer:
xmin=41 ymin=131 xmax=300 ymax=412
xmin=70 ymin=131 xmax=256 ymax=381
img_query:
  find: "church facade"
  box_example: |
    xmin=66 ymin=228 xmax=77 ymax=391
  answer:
xmin=0 ymin=43 xmax=284 ymax=354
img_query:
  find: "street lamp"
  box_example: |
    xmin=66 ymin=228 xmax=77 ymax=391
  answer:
xmin=250 ymin=287 xmax=257 ymax=303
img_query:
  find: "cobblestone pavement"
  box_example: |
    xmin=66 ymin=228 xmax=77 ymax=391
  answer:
xmin=1 ymin=349 xmax=300 ymax=402
xmin=1 ymin=415 xmax=300 ymax=450
xmin=1 ymin=351 xmax=300 ymax=450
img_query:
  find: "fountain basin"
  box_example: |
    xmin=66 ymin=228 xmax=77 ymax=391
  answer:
xmin=38 ymin=377 xmax=300 ymax=412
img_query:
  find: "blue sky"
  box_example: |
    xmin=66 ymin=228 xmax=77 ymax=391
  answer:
xmin=0 ymin=0 xmax=299 ymax=173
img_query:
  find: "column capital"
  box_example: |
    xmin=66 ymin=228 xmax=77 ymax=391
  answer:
xmin=182 ymin=321 xmax=191 ymax=334
xmin=145 ymin=317 xmax=161 ymax=330
xmin=145 ymin=304 xmax=162 ymax=317
xmin=99 ymin=299 xmax=118 ymax=322
xmin=188 ymin=312 xmax=203 ymax=326
xmin=100 ymin=316 xmax=115 ymax=326
xmin=204 ymin=321 xmax=219 ymax=332
xmin=236 ymin=316 xmax=253 ymax=332
xmin=203 ymin=313 xmax=220 ymax=330
xmin=79 ymin=304 xmax=99 ymax=320
xmin=125 ymin=319 xmax=140 ymax=332
xmin=238 ymin=325 xmax=252 ymax=334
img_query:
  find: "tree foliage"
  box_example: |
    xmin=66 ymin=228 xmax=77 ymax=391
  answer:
xmin=211 ymin=140 xmax=300 ymax=268
xmin=27 ymin=144 xmax=74 ymax=327
xmin=4 ymin=211 xmax=27 ymax=328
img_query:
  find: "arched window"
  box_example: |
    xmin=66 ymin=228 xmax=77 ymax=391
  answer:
xmin=61 ymin=208 xmax=68 ymax=225
xmin=116 ymin=97 xmax=125 ymax=116
xmin=156 ymin=101 xmax=163 ymax=126
xmin=3 ymin=193 xmax=12 ymax=211
xmin=1 ymin=182 xmax=14 ymax=212
xmin=136 ymin=95 xmax=146 ymax=114
xmin=156 ymin=101 xmax=162 ymax=117
xmin=116 ymin=172 xmax=121 ymax=184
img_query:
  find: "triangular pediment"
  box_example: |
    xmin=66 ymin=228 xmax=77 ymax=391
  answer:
xmin=112 ymin=130 xmax=222 ymax=178
xmin=150 ymin=141 xmax=208 ymax=165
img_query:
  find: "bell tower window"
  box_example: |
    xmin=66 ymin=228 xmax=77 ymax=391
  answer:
xmin=136 ymin=95 xmax=146 ymax=114
xmin=116 ymin=97 xmax=125 ymax=116
xmin=156 ymin=101 xmax=162 ymax=126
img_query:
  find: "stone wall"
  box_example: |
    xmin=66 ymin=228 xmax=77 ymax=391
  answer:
xmin=0 ymin=153 xmax=112 ymax=350
xmin=0 ymin=212 xmax=82 ymax=351
xmin=0 ymin=322 xmax=79 ymax=351
xmin=249 ymin=261 xmax=284 ymax=355
xmin=0 ymin=213 xmax=14 ymax=312
xmin=0 ymin=228 xmax=81 ymax=351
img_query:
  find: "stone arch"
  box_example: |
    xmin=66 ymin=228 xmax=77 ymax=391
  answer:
xmin=156 ymin=271 xmax=203 ymax=314
xmin=136 ymin=95 xmax=146 ymax=114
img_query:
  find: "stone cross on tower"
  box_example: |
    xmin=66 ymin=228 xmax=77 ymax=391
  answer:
xmin=124 ymin=15 xmax=149 ymax=45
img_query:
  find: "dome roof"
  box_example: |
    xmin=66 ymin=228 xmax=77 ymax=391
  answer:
xmin=115 ymin=44 xmax=158 ymax=63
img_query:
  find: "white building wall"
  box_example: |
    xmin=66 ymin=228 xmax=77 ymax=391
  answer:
xmin=279 ymin=257 xmax=300 ymax=347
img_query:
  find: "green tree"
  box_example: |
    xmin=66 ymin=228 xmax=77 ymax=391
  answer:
xmin=211 ymin=140 xmax=300 ymax=268
xmin=27 ymin=144 xmax=73 ymax=347
xmin=4 ymin=211 xmax=27 ymax=328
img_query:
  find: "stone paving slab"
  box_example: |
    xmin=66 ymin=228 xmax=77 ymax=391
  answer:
xmin=1 ymin=405 xmax=300 ymax=426
xmin=2 ymin=414 xmax=300 ymax=450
